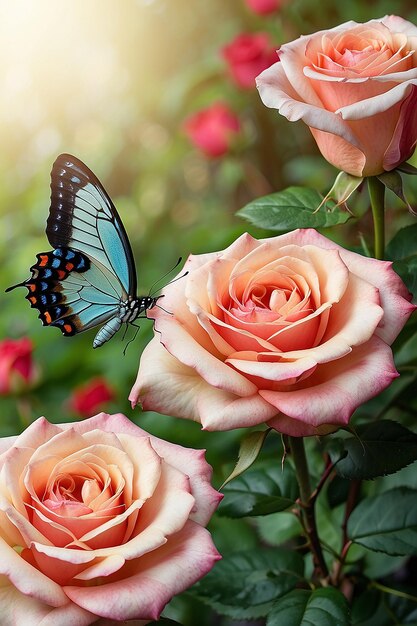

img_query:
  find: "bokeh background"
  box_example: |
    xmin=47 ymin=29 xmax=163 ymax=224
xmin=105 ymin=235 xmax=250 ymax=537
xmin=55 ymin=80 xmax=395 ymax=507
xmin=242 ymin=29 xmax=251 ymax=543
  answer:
xmin=1 ymin=1 xmax=417 ymax=623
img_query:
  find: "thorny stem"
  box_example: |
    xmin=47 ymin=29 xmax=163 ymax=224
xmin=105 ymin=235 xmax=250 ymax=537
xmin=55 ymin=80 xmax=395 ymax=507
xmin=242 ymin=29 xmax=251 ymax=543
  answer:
xmin=289 ymin=436 xmax=329 ymax=580
xmin=332 ymin=479 xmax=361 ymax=586
xmin=309 ymin=455 xmax=336 ymax=504
xmin=367 ymin=176 xmax=386 ymax=260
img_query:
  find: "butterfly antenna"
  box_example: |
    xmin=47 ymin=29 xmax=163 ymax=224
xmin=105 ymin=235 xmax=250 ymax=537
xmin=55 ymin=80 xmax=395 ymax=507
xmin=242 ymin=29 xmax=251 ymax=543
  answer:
xmin=155 ymin=302 xmax=174 ymax=315
xmin=148 ymin=257 xmax=185 ymax=297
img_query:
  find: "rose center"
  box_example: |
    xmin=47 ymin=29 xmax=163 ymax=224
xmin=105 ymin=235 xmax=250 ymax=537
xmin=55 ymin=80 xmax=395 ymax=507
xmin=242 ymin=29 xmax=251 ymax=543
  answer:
xmin=230 ymin=279 xmax=313 ymax=324
xmin=42 ymin=471 xmax=114 ymax=517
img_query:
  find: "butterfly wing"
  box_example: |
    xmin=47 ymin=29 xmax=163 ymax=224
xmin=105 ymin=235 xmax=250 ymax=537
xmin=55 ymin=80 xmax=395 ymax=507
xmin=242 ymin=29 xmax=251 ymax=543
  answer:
xmin=47 ymin=153 xmax=137 ymax=297
xmin=7 ymin=154 xmax=139 ymax=342
xmin=16 ymin=247 xmax=124 ymax=337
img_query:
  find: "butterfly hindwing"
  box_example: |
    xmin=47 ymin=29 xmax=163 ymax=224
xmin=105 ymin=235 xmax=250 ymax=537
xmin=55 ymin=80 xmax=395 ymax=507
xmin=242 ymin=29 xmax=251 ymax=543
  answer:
xmin=47 ymin=154 xmax=137 ymax=297
xmin=22 ymin=247 xmax=122 ymax=337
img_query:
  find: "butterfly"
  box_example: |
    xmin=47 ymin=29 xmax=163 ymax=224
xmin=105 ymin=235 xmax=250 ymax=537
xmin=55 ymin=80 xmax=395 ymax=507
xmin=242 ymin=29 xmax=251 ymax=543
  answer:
xmin=7 ymin=154 xmax=159 ymax=348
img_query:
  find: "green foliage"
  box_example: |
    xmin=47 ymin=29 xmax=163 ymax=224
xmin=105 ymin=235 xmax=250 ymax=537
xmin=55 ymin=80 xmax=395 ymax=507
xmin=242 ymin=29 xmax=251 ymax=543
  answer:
xmin=348 ymin=487 xmax=417 ymax=556
xmin=394 ymin=257 xmax=417 ymax=302
xmin=267 ymin=588 xmax=351 ymax=626
xmin=190 ymin=548 xmax=305 ymax=619
xmin=386 ymin=223 xmax=417 ymax=260
xmin=218 ymin=459 xmax=298 ymax=517
xmin=237 ymin=186 xmax=351 ymax=231
xmin=220 ymin=428 xmax=271 ymax=488
xmin=327 ymin=420 xmax=417 ymax=480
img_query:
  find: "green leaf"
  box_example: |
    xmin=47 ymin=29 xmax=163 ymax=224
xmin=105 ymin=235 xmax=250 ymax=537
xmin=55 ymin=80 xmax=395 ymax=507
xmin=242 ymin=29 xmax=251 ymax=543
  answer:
xmin=348 ymin=487 xmax=417 ymax=555
xmin=397 ymin=161 xmax=417 ymax=175
xmin=237 ymin=187 xmax=351 ymax=231
xmin=323 ymin=170 xmax=363 ymax=207
xmin=190 ymin=548 xmax=304 ymax=619
xmin=220 ymin=429 xmax=271 ymax=488
xmin=351 ymin=589 xmax=390 ymax=626
xmin=393 ymin=257 xmax=417 ymax=302
xmin=256 ymin=511 xmax=303 ymax=547
xmin=386 ymin=223 xmax=417 ymax=260
xmin=267 ymin=588 xmax=350 ymax=626
xmin=218 ymin=461 xmax=298 ymax=517
xmin=377 ymin=170 xmax=415 ymax=213
xmin=328 ymin=420 xmax=417 ymax=480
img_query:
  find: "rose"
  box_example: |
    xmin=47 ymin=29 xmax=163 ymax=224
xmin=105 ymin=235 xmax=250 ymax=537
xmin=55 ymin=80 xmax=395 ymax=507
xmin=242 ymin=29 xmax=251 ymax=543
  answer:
xmin=256 ymin=16 xmax=417 ymax=177
xmin=183 ymin=102 xmax=240 ymax=158
xmin=69 ymin=377 xmax=114 ymax=417
xmin=130 ymin=230 xmax=415 ymax=437
xmin=0 ymin=337 xmax=36 ymax=394
xmin=245 ymin=0 xmax=282 ymax=15
xmin=0 ymin=413 xmax=221 ymax=625
xmin=222 ymin=32 xmax=277 ymax=89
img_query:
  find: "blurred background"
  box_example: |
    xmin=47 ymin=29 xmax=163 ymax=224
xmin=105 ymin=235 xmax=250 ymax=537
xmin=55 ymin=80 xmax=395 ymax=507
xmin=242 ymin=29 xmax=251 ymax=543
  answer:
xmin=1 ymin=0 xmax=417 ymax=622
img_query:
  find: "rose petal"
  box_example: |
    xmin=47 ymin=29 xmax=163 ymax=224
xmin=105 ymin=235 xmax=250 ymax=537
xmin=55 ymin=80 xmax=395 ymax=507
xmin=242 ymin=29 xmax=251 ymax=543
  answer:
xmin=256 ymin=61 xmax=360 ymax=147
xmin=268 ymin=229 xmax=415 ymax=344
xmin=63 ymin=521 xmax=221 ymax=621
xmin=0 ymin=578 xmax=96 ymax=626
xmin=264 ymin=336 xmax=398 ymax=435
xmin=0 ymin=536 xmax=68 ymax=608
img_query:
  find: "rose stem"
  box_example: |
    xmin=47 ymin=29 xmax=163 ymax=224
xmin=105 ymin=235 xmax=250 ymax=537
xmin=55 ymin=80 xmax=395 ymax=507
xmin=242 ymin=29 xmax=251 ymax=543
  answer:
xmin=367 ymin=176 xmax=386 ymax=260
xmin=288 ymin=436 xmax=329 ymax=580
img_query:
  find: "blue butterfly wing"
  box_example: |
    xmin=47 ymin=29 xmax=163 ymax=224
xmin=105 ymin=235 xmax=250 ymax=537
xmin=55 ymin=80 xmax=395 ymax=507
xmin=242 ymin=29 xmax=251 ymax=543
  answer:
xmin=7 ymin=154 xmax=139 ymax=341
xmin=47 ymin=153 xmax=137 ymax=297
xmin=17 ymin=248 xmax=123 ymax=337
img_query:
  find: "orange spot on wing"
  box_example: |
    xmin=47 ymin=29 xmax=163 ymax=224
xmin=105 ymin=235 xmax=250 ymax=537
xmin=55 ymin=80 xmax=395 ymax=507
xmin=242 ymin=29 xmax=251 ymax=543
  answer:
xmin=44 ymin=311 xmax=52 ymax=324
xmin=65 ymin=262 xmax=74 ymax=271
xmin=63 ymin=323 xmax=73 ymax=334
xmin=39 ymin=255 xmax=49 ymax=267
xmin=28 ymin=284 xmax=36 ymax=292
xmin=57 ymin=270 xmax=67 ymax=280
xmin=29 ymin=296 xmax=37 ymax=304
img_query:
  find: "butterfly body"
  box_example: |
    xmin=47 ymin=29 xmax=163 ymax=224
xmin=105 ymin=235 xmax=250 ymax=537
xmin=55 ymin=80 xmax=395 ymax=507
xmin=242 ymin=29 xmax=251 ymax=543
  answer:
xmin=93 ymin=295 xmax=157 ymax=348
xmin=7 ymin=155 xmax=159 ymax=347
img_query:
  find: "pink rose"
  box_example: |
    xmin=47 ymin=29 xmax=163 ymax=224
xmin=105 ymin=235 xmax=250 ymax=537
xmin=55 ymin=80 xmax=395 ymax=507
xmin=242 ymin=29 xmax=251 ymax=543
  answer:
xmin=222 ymin=32 xmax=278 ymax=89
xmin=0 ymin=337 xmax=36 ymax=395
xmin=245 ymin=0 xmax=282 ymax=15
xmin=256 ymin=16 xmax=417 ymax=177
xmin=183 ymin=102 xmax=240 ymax=158
xmin=130 ymin=230 xmax=415 ymax=437
xmin=69 ymin=377 xmax=114 ymax=417
xmin=0 ymin=413 xmax=221 ymax=624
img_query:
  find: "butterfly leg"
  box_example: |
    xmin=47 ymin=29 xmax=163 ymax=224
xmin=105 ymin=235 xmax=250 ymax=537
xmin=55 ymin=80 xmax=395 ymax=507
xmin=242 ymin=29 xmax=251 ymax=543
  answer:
xmin=123 ymin=324 xmax=141 ymax=355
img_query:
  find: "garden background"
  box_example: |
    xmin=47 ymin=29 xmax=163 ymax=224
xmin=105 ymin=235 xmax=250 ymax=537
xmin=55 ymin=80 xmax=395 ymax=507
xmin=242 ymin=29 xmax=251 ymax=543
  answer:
xmin=1 ymin=1 xmax=417 ymax=624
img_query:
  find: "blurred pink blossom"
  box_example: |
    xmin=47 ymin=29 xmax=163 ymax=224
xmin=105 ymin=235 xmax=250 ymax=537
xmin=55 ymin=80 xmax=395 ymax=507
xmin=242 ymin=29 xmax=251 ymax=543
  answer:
xmin=183 ymin=102 xmax=240 ymax=157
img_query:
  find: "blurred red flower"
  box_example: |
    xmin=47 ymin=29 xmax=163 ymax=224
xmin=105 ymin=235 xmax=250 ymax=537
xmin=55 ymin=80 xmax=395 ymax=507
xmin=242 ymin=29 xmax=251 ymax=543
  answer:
xmin=69 ymin=377 xmax=115 ymax=417
xmin=222 ymin=32 xmax=277 ymax=89
xmin=0 ymin=337 xmax=35 ymax=394
xmin=183 ymin=102 xmax=240 ymax=158
xmin=245 ymin=0 xmax=281 ymax=15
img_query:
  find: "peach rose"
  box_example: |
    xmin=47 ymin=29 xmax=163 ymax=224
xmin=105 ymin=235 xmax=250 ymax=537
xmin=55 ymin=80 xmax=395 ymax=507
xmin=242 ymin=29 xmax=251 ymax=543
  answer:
xmin=0 ymin=413 xmax=221 ymax=625
xmin=130 ymin=230 xmax=415 ymax=437
xmin=256 ymin=16 xmax=417 ymax=177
